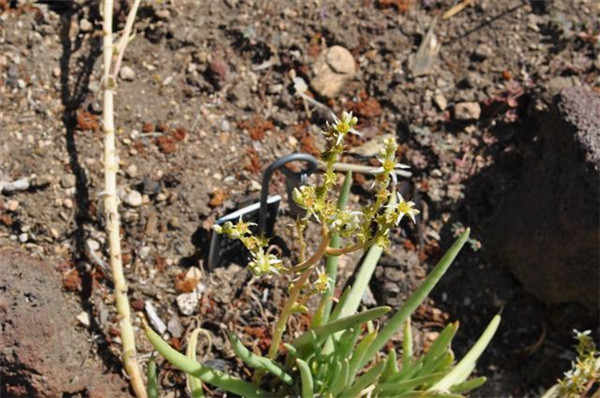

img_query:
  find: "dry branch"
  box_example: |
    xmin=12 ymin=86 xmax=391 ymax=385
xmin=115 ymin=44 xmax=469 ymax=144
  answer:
xmin=101 ymin=0 xmax=146 ymax=396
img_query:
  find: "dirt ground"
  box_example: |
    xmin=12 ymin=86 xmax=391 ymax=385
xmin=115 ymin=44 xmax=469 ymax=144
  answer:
xmin=1 ymin=0 xmax=599 ymax=396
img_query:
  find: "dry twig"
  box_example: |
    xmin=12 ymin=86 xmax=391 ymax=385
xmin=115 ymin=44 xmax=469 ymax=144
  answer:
xmin=101 ymin=0 xmax=146 ymax=396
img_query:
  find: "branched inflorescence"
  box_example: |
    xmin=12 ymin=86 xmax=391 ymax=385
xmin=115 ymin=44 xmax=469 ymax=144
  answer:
xmin=215 ymin=111 xmax=419 ymax=274
xmin=558 ymin=330 xmax=600 ymax=397
xmin=146 ymin=111 xmax=498 ymax=398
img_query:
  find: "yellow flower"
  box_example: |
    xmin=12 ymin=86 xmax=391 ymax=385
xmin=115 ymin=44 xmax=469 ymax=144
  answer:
xmin=314 ymin=268 xmax=332 ymax=293
xmin=395 ymin=193 xmax=420 ymax=224
xmin=330 ymin=111 xmax=360 ymax=145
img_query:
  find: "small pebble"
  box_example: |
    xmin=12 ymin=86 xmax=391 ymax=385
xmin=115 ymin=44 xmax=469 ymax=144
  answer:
xmin=168 ymin=217 xmax=180 ymax=229
xmin=167 ymin=316 xmax=184 ymax=338
xmin=454 ymin=102 xmax=481 ymax=121
xmin=63 ymin=198 xmax=73 ymax=209
xmin=7 ymin=200 xmax=19 ymax=211
xmin=176 ymin=291 xmax=200 ymax=316
xmin=288 ymin=136 xmax=298 ymax=147
xmin=155 ymin=8 xmax=171 ymax=20
xmin=79 ymin=18 xmax=93 ymax=32
xmin=138 ymin=246 xmax=151 ymax=260
xmin=311 ymin=45 xmax=356 ymax=98
xmin=142 ymin=178 xmax=161 ymax=195
xmin=186 ymin=267 xmax=203 ymax=282
xmin=120 ymin=65 xmax=136 ymax=81
xmin=61 ymin=174 xmax=76 ymax=189
xmin=425 ymin=331 xmax=440 ymax=343
xmin=76 ymin=311 xmax=90 ymax=327
xmin=473 ymin=43 xmax=493 ymax=61
xmin=88 ymin=80 xmax=101 ymax=93
xmin=126 ymin=164 xmax=138 ymax=178
xmin=248 ymin=180 xmax=261 ymax=192
xmin=221 ymin=119 xmax=230 ymax=132
xmin=86 ymin=239 xmax=100 ymax=252
xmin=18 ymin=233 xmax=28 ymax=243
xmin=124 ymin=190 xmax=143 ymax=207
xmin=433 ymin=93 xmax=448 ymax=111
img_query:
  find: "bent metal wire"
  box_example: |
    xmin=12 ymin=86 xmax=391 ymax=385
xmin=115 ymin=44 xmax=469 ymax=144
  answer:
xmin=207 ymin=153 xmax=318 ymax=270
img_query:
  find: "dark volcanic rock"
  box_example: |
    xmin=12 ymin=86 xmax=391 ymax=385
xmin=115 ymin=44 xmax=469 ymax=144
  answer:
xmin=491 ymin=87 xmax=600 ymax=310
xmin=0 ymin=248 xmax=127 ymax=397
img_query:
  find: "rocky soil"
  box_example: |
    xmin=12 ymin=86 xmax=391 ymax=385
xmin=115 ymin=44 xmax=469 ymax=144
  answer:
xmin=1 ymin=0 xmax=598 ymax=396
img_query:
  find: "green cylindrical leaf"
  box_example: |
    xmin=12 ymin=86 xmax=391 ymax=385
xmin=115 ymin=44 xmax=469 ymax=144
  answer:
xmin=330 ymin=359 xmax=350 ymax=397
xmin=431 ymin=351 xmax=455 ymax=375
xmin=341 ymin=360 xmax=386 ymax=398
xmin=449 ymin=376 xmax=487 ymax=393
xmin=422 ymin=322 xmax=459 ymax=367
xmin=359 ymin=229 xmax=471 ymax=370
xmin=393 ymin=392 xmax=464 ymax=398
xmin=336 ymin=327 xmax=362 ymax=361
xmin=347 ymin=331 xmax=378 ymax=384
xmin=284 ymin=343 xmax=298 ymax=358
xmin=144 ymin=323 xmax=269 ymax=397
xmin=229 ymin=334 xmax=293 ymax=385
xmin=146 ymin=356 xmax=159 ymax=398
xmin=331 ymin=244 xmax=383 ymax=323
xmin=382 ymin=349 xmax=399 ymax=382
xmin=296 ymin=359 xmax=314 ymax=398
xmin=378 ymin=372 xmax=445 ymax=395
xmin=403 ymin=317 xmax=413 ymax=369
xmin=429 ymin=315 xmax=500 ymax=392
xmin=293 ymin=307 xmax=390 ymax=354
xmin=186 ymin=329 xmax=205 ymax=398
xmin=329 ymin=286 xmax=352 ymax=322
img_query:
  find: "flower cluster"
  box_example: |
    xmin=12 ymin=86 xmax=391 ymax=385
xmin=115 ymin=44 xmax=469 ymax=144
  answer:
xmin=323 ymin=111 xmax=360 ymax=146
xmin=558 ymin=329 xmax=599 ymax=397
xmin=214 ymin=219 xmax=282 ymax=276
xmin=372 ymin=137 xmax=410 ymax=186
xmin=217 ymin=112 xmax=420 ymax=275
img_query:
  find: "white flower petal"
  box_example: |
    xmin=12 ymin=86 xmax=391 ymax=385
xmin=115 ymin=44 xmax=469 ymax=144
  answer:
xmin=395 ymin=213 xmax=405 ymax=225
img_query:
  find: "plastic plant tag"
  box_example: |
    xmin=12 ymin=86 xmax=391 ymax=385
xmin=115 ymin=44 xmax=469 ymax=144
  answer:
xmin=207 ymin=195 xmax=281 ymax=271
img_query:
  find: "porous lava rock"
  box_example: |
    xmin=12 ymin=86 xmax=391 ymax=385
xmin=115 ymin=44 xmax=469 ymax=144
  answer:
xmin=0 ymin=248 xmax=127 ymax=397
xmin=491 ymin=87 xmax=600 ymax=310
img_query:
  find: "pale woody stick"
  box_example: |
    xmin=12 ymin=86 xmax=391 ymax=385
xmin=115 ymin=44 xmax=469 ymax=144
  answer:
xmin=102 ymin=0 xmax=146 ymax=397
